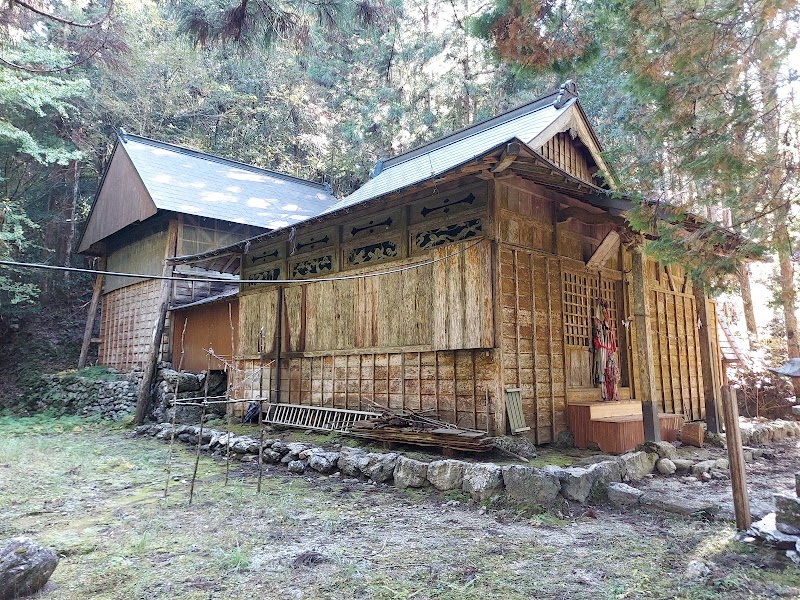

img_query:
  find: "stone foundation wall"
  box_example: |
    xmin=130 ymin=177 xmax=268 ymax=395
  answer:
xmin=26 ymin=372 xmax=139 ymax=421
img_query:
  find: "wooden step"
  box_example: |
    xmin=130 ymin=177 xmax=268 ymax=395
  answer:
xmin=589 ymin=413 xmax=685 ymax=455
xmin=567 ymin=400 xmax=642 ymax=449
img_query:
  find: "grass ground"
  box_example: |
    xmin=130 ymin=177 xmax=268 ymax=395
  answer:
xmin=0 ymin=415 xmax=798 ymax=600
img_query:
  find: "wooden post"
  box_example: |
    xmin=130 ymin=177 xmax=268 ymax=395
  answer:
xmin=721 ymin=385 xmax=751 ymax=530
xmin=693 ymin=285 xmax=723 ymax=434
xmin=631 ymin=247 xmax=660 ymax=442
xmin=135 ymin=220 xmax=179 ymax=425
xmin=78 ymin=257 xmax=106 ymax=369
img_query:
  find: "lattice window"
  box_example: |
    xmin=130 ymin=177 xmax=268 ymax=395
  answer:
xmin=562 ymin=271 xmax=599 ymax=347
xmin=599 ymin=278 xmax=620 ymax=329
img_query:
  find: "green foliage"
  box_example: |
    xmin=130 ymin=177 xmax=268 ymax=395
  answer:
xmin=0 ymin=199 xmax=39 ymax=307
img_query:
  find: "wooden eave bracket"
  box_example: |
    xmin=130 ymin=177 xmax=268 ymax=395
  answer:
xmin=491 ymin=142 xmax=521 ymax=174
xmin=586 ymin=230 xmax=621 ymax=270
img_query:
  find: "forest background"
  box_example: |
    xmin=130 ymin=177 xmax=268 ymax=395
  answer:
xmin=0 ymin=0 xmax=798 ymax=399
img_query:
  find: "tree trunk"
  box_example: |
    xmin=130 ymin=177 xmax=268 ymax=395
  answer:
xmin=774 ymin=207 xmax=800 ymax=397
xmin=737 ymin=264 xmax=758 ymax=349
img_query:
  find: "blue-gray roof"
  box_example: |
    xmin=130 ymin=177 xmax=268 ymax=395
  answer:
xmin=336 ymin=92 xmax=576 ymax=210
xmin=121 ymin=134 xmax=337 ymax=228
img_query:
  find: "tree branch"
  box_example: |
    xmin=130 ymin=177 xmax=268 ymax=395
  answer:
xmin=11 ymin=0 xmax=115 ymax=29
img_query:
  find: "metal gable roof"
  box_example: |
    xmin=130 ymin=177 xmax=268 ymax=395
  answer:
xmin=120 ymin=134 xmax=337 ymax=229
xmin=336 ymin=93 xmax=576 ymax=209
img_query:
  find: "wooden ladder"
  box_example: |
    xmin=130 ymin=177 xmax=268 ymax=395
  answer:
xmin=263 ymin=403 xmax=380 ymax=433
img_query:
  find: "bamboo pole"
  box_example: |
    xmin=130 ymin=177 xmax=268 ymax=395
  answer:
xmin=189 ymin=351 xmax=211 ymax=505
xmin=721 ymin=385 xmax=751 ymax=530
xmin=164 ymin=317 xmax=188 ymax=499
xmin=78 ymin=257 xmax=106 ymax=369
xmin=135 ymin=220 xmax=178 ymax=425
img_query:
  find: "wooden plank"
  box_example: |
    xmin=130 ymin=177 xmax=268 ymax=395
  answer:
xmin=694 ymin=286 xmax=722 ymax=433
xmin=504 ymin=388 xmax=530 ymax=433
xmin=631 ymin=247 xmax=660 ymax=442
xmin=721 ymin=386 xmax=751 ymax=530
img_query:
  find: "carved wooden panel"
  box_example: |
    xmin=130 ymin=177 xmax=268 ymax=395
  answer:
xmin=290 ymin=228 xmax=334 ymax=255
xmin=345 ymin=210 xmax=401 ymax=241
xmin=244 ymin=243 xmax=283 ymax=268
xmin=414 ymin=219 xmax=482 ymax=251
xmin=346 ymin=239 xmax=399 ymax=266
xmin=409 ymin=185 xmax=487 ymax=225
xmin=291 ymin=255 xmax=333 ymax=278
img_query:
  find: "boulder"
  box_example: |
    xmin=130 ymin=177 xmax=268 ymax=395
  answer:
xmin=462 ymin=463 xmax=504 ymax=501
xmin=307 ymin=452 xmax=340 ymax=474
xmin=651 ymin=441 xmax=679 ymax=460
xmin=502 ymin=466 xmax=561 ymax=504
xmin=672 ymin=459 xmax=694 ymax=473
xmin=393 ymin=457 xmax=429 ymax=489
xmin=0 ymin=537 xmax=59 ymax=600
xmin=287 ymin=460 xmax=306 ymax=474
xmin=774 ymin=494 xmax=800 ymax=535
xmin=639 ymin=494 xmax=719 ymax=518
xmin=337 ymin=448 xmax=368 ymax=477
xmin=617 ymin=451 xmax=657 ymax=482
xmin=607 ymin=482 xmax=644 ymax=508
xmin=714 ymin=458 xmax=729 ymax=470
xmin=691 ymin=460 xmax=717 ymax=475
xmin=553 ymin=467 xmax=593 ymax=503
xmin=427 ymin=460 xmax=468 ymax=491
xmin=796 ymin=473 xmax=800 ymax=497
xmin=286 ymin=442 xmax=311 ymax=459
xmin=262 ymin=450 xmax=282 ymax=464
xmin=750 ymin=513 xmax=799 ymax=549
xmin=157 ymin=369 xmax=202 ymax=393
xmin=362 ymin=453 xmax=399 ymax=483
xmin=656 ymin=458 xmax=677 ymax=475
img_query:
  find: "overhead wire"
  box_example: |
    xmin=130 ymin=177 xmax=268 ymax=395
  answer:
xmin=0 ymin=238 xmax=484 ymax=284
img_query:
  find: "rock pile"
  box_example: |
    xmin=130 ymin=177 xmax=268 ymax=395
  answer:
xmin=746 ymin=473 xmax=800 ymax=564
xmin=150 ymin=365 xmax=227 ymax=424
xmin=136 ymin=422 xmax=667 ymax=506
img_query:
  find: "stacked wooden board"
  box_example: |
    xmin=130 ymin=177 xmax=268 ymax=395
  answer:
xmin=350 ymin=407 xmax=494 ymax=453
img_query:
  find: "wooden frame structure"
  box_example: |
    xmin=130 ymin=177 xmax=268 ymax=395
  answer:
xmin=166 ymin=85 xmax=733 ymax=451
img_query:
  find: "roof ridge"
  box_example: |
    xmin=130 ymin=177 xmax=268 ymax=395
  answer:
xmin=119 ymin=132 xmax=328 ymax=190
xmin=381 ymin=88 xmax=562 ymax=170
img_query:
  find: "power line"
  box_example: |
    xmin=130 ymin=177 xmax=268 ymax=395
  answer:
xmin=0 ymin=238 xmax=484 ymax=285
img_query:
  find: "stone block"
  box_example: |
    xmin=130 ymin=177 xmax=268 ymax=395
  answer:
xmin=750 ymin=513 xmax=799 ymax=549
xmin=775 ymin=493 xmax=800 ymax=535
xmin=287 ymin=460 xmax=306 ymax=474
xmin=337 ymin=448 xmax=368 ymax=477
xmin=607 ymin=482 xmax=643 ymax=508
xmin=672 ymin=459 xmax=694 ymax=473
xmin=555 ymin=467 xmax=594 ymax=503
xmin=307 ymin=452 xmax=340 ymax=474
xmin=393 ymin=457 xmax=428 ymax=489
xmin=362 ymin=453 xmax=399 ymax=483
xmin=656 ymin=458 xmax=677 ymax=475
xmin=502 ymin=466 xmax=560 ymax=504
xmin=462 ymin=463 xmax=504 ymax=501
xmin=427 ymin=460 xmax=468 ymax=491
xmin=796 ymin=473 xmax=800 ymax=497
xmin=617 ymin=451 xmax=657 ymax=482
xmin=640 ymin=494 xmax=719 ymax=517
xmin=652 ymin=441 xmax=678 ymax=460
xmin=691 ymin=460 xmax=717 ymax=475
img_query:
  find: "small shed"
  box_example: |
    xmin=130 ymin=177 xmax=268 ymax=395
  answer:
xmin=77 ymin=133 xmax=337 ymax=372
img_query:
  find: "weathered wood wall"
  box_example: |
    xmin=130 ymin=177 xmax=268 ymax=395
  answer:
xmin=232 ymin=350 xmax=498 ymax=430
xmin=538 ymin=131 xmax=596 ymax=184
xmin=170 ymin=299 xmax=238 ymax=372
xmin=99 ymin=279 xmax=162 ymax=370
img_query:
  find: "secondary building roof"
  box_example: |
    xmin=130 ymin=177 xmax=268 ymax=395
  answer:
xmin=77 ymin=133 xmax=337 ymax=254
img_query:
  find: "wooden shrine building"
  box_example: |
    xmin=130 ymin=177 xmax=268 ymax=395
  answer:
xmin=170 ymin=83 xmax=733 ymax=452
xmin=76 ymin=132 xmax=336 ymax=373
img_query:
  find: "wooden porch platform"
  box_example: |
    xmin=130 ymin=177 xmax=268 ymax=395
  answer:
xmin=568 ymin=398 xmax=683 ymax=455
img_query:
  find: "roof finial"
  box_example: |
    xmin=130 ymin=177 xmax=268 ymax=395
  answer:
xmin=370 ymin=157 xmax=387 ymax=179
xmin=554 ymin=80 xmax=578 ymax=109
xmin=118 ymin=127 xmax=128 ymax=142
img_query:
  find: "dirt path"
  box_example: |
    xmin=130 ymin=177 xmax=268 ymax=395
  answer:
xmin=628 ymin=439 xmax=800 ymax=520
xmin=0 ymin=419 xmax=798 ymax=600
